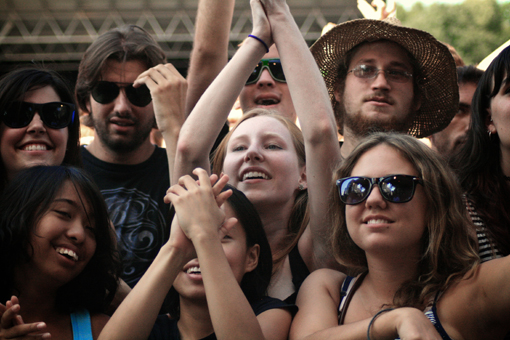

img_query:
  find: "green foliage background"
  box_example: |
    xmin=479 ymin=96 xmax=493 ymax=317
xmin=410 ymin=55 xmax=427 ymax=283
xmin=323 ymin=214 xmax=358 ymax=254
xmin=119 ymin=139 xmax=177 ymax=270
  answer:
xmin=397 ymin=0 xmax=510 ymax=65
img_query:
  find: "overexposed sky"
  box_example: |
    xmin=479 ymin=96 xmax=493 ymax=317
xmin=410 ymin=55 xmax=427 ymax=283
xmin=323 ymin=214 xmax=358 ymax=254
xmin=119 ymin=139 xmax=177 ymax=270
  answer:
xmin=398 ymin=0 xmax=510 ymax=10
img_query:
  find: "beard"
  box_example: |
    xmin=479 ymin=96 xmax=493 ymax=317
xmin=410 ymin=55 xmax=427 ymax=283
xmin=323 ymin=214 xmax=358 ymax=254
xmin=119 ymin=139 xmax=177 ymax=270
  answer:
xmin=90 ymin=110 xmax=154 ymax=153
xmin=339 ymin=92 xmax=416 ymax=137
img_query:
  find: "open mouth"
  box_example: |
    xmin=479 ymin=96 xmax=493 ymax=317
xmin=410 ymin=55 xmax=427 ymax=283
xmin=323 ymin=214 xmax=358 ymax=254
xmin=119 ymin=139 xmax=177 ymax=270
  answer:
xmin=255 ymin=98 xmax=280 ymax=106
xmin=186 ymin=266 xmax=201 ymax=274
xmin=55 ymin=247 xmax=78 ymax=261
xmin=242 ymin=171 xmax=271 ymax=181
xmin=22 ymin=144 xmax=50 ymax=151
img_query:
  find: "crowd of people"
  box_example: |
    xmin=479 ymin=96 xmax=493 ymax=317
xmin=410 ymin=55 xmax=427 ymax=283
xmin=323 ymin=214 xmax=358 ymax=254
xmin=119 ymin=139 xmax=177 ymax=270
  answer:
xmin=0 ymin=0 xmax=509 ymax=339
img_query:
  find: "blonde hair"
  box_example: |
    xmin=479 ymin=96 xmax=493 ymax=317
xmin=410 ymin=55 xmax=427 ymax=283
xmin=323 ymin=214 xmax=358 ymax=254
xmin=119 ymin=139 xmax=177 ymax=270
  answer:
xmin=330 ymin=132 xmax=479 ymax=308
xmin=212 ymin=109 xmax=308 ymax=266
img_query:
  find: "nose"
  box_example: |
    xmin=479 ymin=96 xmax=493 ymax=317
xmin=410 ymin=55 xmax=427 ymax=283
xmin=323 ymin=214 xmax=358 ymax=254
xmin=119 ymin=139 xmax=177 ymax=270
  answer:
xmin=244 ymin=145 xmax=264 ymax=162
xmin=256 ymin=69 xmax=276 ymax=87
xmin=365 ymin=184 xmax=387 ymax=209
xmin=113 ymin=88 xmax=132 ymax=115
xmin=370 ymin=71 xmax=391 ymax=91
xmin=26 ymin=113 xmax=47 ymax=134
xmin=66 ymin=220 xmax=86 ymax=244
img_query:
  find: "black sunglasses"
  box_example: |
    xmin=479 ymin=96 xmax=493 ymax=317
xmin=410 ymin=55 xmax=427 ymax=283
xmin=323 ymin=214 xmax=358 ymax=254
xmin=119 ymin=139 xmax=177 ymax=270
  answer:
xmin=1 ymin=101 xmax=75 ymax=129
xmin=336 ymin=175 xmax=423 ymax=205
xmin=91 ymin=81 xmax=152 ymax=107
xmin=246 ymin=59 xmax=286 ymax=85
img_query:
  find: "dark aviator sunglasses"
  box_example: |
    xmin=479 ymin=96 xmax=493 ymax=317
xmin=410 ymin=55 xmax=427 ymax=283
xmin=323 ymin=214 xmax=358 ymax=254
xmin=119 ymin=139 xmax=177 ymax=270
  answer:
xmin=1 ymin=101 xmax=75 ymax=129
xmin=91 ymin=81 xmax=152 ymax=107
xmin=336 ymin=175 xmax=423 ymax=205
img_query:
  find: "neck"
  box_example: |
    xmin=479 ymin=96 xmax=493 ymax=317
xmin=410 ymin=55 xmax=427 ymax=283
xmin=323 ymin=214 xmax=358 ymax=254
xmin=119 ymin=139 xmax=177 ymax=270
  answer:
xmin=86 ymin=135 xmax=155 ymax=165
xmin=500 ymin=144 xmax=510 ymax=179
xmin=177 ymin=299 xmax=214 ymax=340
xmin=14 ymin=275 xmax=60 ymax=322
xmin=256 ymin=199 xmax=294 ymax=254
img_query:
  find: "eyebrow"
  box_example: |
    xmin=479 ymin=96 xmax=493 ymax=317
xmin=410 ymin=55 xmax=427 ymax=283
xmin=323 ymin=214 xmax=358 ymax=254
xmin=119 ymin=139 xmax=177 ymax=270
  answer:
xmin=355 ymin=59 xmax=411 ymax=69
xmin=52 ymin=198 xmax=78 ymax=207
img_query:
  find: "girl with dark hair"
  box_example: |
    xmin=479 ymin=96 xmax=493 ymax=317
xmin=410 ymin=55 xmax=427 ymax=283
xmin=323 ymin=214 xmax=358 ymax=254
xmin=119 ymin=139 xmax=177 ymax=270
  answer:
xmin=0 ymin=67 xmax=81 ymax=193
xmin=171 ymin=0 xmax=340 ymax=303
xmin=0 ymin=166 xmax=119 ymax=339
xmin=452 ymin=46 xmax=510 ymax=261
xmin=99 ymin=168 xmax=295 ymax=340
xmin=291 ymin=133 xmax=510 ymax=340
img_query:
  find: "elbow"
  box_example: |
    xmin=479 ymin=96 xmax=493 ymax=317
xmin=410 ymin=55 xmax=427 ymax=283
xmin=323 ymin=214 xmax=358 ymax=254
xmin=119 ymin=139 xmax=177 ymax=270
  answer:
xmin=306 ymin=117 xmax=338 ymax=146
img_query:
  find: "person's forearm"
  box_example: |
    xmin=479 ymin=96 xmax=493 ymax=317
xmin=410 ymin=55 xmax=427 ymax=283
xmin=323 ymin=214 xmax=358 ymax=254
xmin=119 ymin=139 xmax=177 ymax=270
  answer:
xmin=193 ymin=233 xmax=265 ymax=340
xmin=174 ymin=38 xmax=266 ymax=180
xmin=98 ymin=245 xmax=186 ymax=340
xmin=185 ymin=0 xmax=235 ymax=115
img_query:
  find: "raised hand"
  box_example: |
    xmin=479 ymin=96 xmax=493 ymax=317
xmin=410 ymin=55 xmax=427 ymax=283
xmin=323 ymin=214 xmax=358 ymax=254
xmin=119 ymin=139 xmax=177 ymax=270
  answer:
xmin=357 ymin=0 xmax=396 ymax=20
xmin=165 ymin=168 xmax=235 ymax=242
xmin=0 ymin=297 xmax=50 ymax=339
xmin=250 ymin=0 xmax=273 ymax=50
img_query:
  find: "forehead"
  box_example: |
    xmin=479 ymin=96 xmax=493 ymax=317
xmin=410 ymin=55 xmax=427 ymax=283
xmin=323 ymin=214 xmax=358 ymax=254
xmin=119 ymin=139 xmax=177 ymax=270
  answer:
xmin=230 ymin=115 xmax=293 ymax=142
xmin=222 ymin=203 xmax=247 ymax=239
xmin=351 ymin=144 xmax=418 ymax=177
xmin=23 ymin=85 xmax=61 ymax=103
xmin=53 ymin=180 xmax=92 ymax=214
xmin=349 ymin=40 xmax=413 ymax=70
xmin=263 ymin=44 xmax=280 ymax=60
xmin=101 ymin=59 xmax=148 ymax=83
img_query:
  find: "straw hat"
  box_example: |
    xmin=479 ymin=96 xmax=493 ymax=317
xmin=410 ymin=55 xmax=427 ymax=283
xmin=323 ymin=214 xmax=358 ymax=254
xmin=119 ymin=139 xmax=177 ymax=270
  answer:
xmin=310 ymin=18 xmax=459 ymax=138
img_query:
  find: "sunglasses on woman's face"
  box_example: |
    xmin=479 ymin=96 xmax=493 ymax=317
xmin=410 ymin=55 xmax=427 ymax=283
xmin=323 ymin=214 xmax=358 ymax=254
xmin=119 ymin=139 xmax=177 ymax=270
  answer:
xmin=1 ymin=101 xmax=75 ymax=129
xmin=91 ymin=81 xmax=152 ymax=107
xmin=245 ymin=59 xmax=286 ymax=85
xmin=336 ymin=175 xmax=423 ymax=205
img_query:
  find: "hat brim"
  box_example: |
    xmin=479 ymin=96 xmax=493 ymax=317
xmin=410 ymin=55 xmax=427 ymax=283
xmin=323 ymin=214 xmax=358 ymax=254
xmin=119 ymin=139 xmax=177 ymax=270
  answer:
xmin=310 ymin=19 xmax=459 ymax=138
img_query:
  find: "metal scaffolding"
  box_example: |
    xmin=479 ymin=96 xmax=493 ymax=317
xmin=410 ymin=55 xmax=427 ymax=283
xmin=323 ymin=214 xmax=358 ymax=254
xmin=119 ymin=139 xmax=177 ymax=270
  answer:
xmin=0 ymin=0 xmax=361 ymax=70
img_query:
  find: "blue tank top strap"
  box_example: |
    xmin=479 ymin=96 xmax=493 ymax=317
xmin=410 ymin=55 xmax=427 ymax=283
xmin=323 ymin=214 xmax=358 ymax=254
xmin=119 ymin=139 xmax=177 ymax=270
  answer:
xmin=423 ymin=292 xmax=453 ymax=340
xmin=338 ymin=271 xmax=368 ymax=325
xmin=70 ymin=309 xmax=93 ymax=340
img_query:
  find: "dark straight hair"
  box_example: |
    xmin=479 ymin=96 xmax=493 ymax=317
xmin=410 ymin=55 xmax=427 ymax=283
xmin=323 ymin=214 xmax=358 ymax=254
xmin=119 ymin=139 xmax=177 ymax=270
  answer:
xmin=0 ymin=166 xmax=120 ymax=313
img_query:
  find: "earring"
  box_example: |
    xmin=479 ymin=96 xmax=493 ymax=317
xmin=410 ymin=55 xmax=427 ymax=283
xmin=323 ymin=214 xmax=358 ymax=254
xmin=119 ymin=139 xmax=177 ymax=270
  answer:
xmin=298 ymin=184 xmax=305 ymax=191
xmin=488 ymin=130 xmax=492 ymax=137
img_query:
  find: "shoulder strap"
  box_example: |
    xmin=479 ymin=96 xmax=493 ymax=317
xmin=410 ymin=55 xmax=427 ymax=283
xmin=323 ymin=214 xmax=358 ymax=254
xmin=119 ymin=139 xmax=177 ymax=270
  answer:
xmin=71 ymin=309 xmax=93 ymax=340
xmin=338 ymin=271 xmax=367 ymax=325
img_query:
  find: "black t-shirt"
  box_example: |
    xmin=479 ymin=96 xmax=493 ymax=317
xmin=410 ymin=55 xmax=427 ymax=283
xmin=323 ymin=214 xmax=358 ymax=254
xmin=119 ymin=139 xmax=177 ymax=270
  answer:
xmin=148 ymin=296 xmax=298 ymax=340
xmin=81 ymin=146 xmax=171 ymax=287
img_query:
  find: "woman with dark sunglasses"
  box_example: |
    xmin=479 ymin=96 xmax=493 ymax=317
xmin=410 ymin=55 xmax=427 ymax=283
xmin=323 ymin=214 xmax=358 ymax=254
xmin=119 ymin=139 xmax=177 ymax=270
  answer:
xmin=290 ymin=132 xmax=510 ymax=340
xmin=0 ymin=67 xmax=81 ymax=193
xmin=172 ymin=0 xmax=340 ymax=304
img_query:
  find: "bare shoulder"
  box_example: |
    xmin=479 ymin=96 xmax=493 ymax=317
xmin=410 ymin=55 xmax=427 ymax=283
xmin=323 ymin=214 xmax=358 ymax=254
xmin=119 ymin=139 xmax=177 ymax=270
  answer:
xmin=299 ymin=268 xmax=347 ymax=303
xmin=90 ymin=313 xmax=110 ymax=339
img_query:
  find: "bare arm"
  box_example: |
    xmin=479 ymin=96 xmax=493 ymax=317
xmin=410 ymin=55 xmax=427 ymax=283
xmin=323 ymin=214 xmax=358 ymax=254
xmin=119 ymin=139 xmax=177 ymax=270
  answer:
xmin=134 ymin=64 xmax=187 ymax=184
xmin=185 ymin=0 xmax=235 ymax=115
xmin=173 ymin=2 xmax=271 ymax=181
xmin=260 ymin=0 xmax=341 ymax=269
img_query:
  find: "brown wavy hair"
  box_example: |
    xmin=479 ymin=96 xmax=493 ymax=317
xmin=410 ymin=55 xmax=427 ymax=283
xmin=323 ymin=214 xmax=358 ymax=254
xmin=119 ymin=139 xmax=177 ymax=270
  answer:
xmin=212 ymin=109 xmax=309 ymax=266
xmin=330 ymin=132 xmax=479 ymax=308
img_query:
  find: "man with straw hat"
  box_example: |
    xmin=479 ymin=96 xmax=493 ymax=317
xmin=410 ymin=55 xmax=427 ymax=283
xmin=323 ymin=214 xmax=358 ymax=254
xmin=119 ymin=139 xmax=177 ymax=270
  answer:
xmin=311 ymin=18 xmax=459 ymax=158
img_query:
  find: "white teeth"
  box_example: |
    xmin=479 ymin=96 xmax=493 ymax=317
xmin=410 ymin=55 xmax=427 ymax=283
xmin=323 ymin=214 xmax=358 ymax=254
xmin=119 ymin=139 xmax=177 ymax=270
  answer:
xmin=186 ymin=266 xmax=201 ymax=274
xmin=23 ymin=144 xmax=47 ymax=151
xmin=366 ymin=219 xmax=389 ymax=225
xmin=242 ymin=171 xmax=269 ymax=181
xmin=55 ymin=247 xmax=78 ymax=261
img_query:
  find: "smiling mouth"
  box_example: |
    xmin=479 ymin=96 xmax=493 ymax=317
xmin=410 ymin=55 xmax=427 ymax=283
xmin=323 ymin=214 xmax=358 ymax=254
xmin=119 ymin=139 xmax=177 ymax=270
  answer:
xmin=242 ymin=171 xmax=271 ymax=181
xmin=23 ymin=144 xmax=49 ymax=151
xmin=255 ymin=98 xmax=280 ymax=106
xmin=55 ymin=247 xmax=78 ymax=261
xmin=365 ymin=219 xmax=391 ymax=224
xmin=186 ymin=266 xmax=201 ymax=274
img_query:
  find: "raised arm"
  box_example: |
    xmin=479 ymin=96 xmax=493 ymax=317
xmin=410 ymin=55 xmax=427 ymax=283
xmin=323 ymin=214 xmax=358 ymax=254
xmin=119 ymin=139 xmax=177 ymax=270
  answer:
xmin=134 ymin=63 xmax=187 ymax=184
xmin=173 ymin=1 xmax=272 ymax=181
xmin=185 ymin=0 xmax=235 ymax=115
xmin=260 ymin=0 xmax=341 ymax=269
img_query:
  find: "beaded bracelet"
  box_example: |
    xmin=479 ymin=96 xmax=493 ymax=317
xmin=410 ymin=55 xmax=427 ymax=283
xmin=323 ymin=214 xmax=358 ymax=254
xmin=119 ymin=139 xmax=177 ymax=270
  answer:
xmin=248 ymin=34 xmax=269 ymax=53
xmin=367 ymin=308 xmax=395 ymax=340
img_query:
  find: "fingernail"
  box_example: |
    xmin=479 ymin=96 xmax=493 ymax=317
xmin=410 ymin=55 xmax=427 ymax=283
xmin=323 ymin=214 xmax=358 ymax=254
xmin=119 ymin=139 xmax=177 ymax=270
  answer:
xmin=37 ymin=323 xmax=46 ymax=329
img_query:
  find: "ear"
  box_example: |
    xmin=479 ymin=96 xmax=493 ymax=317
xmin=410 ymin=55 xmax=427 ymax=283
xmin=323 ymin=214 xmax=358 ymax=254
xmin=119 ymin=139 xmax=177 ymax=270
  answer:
xmin=298 ymin=165 xmax=307 ymax=190
xmin=333 ymin=85 xmax=343 ymax=105
xmin=244 ymin=244 xmax=259 ymax=274
xmin=486 ymin=109 xmax=497 ymax=134
xmin=412 ymin=94 xmax=421 ymax=113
